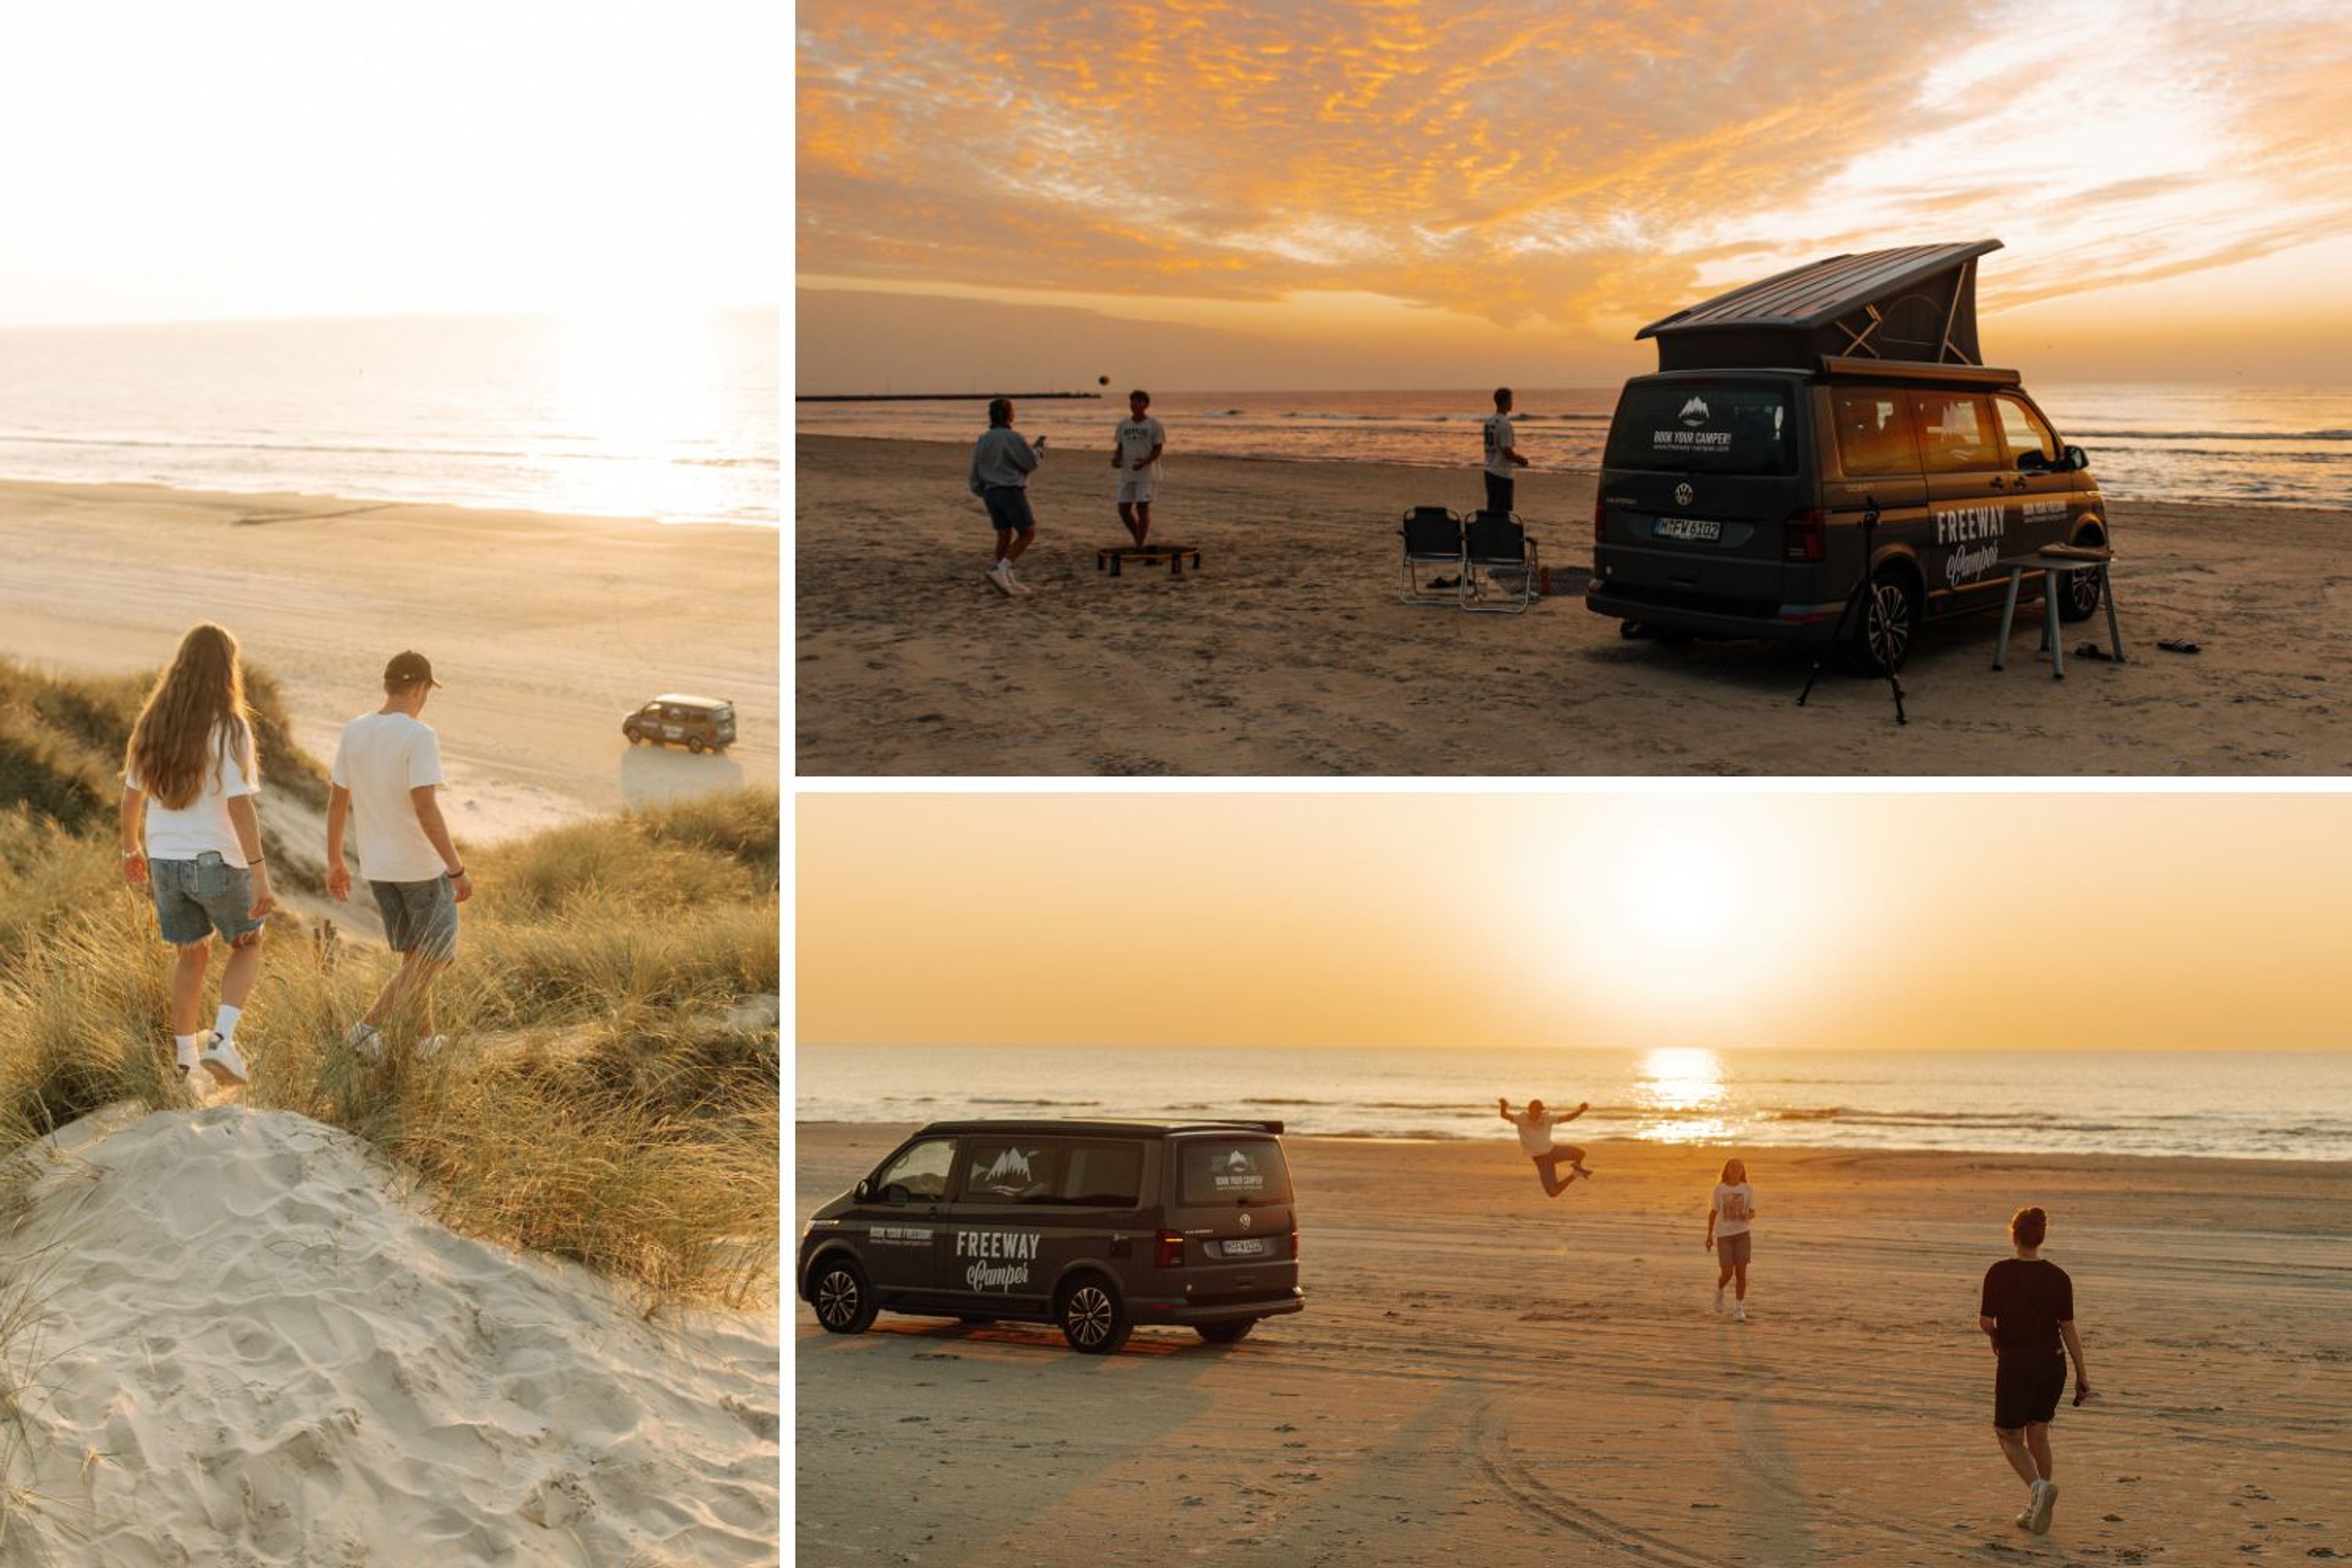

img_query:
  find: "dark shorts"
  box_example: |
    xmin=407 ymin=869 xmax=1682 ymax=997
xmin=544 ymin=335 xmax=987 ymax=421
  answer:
xmin=371 ymin=876 xmax=459 ymax=960
xmin=1716 ymin=1231 xmax=1753 ymax=1267
xmin=1483 ymin=472 xmax=1515 ymax=514
xmin=982 ymin=486 xmax=1037 ymax=533
xmin=1993 ymin=1351 xmax=2067 ymax=1429
xmin=150 ymin=853 xmax=263 ymax=946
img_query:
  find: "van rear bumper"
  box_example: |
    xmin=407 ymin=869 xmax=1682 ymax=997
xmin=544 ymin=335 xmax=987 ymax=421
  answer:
xmin=1584 ymin=581 xmax=1845 ymax=643
xmin=1133 ymin=1288 xmax=1305 ymax=1327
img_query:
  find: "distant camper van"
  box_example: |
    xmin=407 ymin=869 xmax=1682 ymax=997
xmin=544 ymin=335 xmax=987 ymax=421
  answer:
xmin=1585 ymin=241 xmax=2108 ymax=673
xmin=797 ymin=1120 xmax=1305 ymax=1354
xmin=622 ymin=693 xmax=736 ymax=753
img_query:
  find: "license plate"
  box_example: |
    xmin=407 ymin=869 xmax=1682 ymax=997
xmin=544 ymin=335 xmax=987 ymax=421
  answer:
xmin=1221 ymin=1237 xmax=1268 ymax=1258
xmin=1654 ymin=516 xmax=1723 ymax=542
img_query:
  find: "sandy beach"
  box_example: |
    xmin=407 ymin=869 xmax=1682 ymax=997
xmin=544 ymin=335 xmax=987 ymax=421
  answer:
xmin=0 ymin=478 xmax=779 ymax=839
xmin=795 ymin=435 xmax=2352 ymax=775
xmin=795 ymin=1122 xmax=2352 ymax=1565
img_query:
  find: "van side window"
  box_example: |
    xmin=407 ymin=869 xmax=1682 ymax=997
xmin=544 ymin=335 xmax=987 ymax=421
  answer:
xmin=1831 ymin=388 xmax=1919 ymax=477
xmin=1994 ymin=394 xmax=2060 ymax=470
xmin=872 ymin=1139 xmax=954 ymax=1202
xmin=1058 ymin=1141 xmax=1144 ymax=1207
xmin=1178 ymin=1140 xmax=1296 ymax=1205
xmin=960 ymin=1139 xmax=1061 ymax=1204
xmin=1911 ymin=391 xmax=1999 ymax=473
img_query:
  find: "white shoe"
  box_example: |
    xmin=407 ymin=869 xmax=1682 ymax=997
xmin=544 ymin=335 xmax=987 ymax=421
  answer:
xmin=1713 ymin=1287 xmax=1725 ymax=1314
xmin=1733 ymin=1303 xmax=1747 ymax=1323
xmin=200 ymin=1033 xmax=249 ymax=1087
xmin=1002 ymin=566 xmax=1033 ymax=595
xmin=2027 ymin=1480 xmax=2057 ymax=1535
xmin=347 ymin=1021 xmax=385 ymax=1063
xmin=2014 ymin=1502 xmax=2035 ymax=1531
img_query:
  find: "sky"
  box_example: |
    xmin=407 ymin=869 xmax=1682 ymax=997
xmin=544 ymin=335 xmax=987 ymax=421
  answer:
xmin=799 ymin=791 xmax=2352 ymax=1053
xmin=0 ymin=1 xmax=783 ymax=326
xmin=796 ymin=0 xmax=2352 ymax=391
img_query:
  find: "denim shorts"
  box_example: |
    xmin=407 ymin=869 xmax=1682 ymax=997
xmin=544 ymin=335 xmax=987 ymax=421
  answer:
xmin=151 ymin=853 xmax=263 ymax=947
xmin=981 ymin=486 xmax=1037 ymax=533
xmin=371 ymin=876 xmax=459 ymax=960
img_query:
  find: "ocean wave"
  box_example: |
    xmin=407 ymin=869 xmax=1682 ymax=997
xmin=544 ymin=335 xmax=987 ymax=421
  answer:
xmin=2068 ymin=428 xmax=2352 ymax=443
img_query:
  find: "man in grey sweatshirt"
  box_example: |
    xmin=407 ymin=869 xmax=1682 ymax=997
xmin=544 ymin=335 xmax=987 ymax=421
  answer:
xmin=969 ymin=397 xmax=1048 ymax=594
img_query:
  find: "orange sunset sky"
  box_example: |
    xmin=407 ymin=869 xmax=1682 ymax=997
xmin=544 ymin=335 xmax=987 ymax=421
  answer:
xmin=797 ymin=0 xmax=2352 ymax=391
xmin=798 ymin=793 xmax=2352 ymax=1053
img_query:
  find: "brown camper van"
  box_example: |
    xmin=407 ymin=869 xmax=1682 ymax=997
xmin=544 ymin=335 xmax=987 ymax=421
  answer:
xmin=1586 ymin=241 xmax=2108 ymax=673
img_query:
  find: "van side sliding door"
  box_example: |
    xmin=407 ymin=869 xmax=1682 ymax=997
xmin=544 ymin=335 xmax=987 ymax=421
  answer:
xmin=945 ymin=1135 xmax=1065 ymax=1319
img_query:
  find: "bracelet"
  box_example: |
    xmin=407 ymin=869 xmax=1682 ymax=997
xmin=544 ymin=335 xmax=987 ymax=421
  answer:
xmin=121 ymin=850 xmax=142 ymax=860
xmin=247 ymin=856 xmax=266 ymax=867
xmin=446 ymin=866 xmax=466 ymax=879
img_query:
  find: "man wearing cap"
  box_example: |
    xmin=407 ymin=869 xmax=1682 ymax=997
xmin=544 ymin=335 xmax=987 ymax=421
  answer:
xmin=325 ymin=651 xmax=472 ymax=1060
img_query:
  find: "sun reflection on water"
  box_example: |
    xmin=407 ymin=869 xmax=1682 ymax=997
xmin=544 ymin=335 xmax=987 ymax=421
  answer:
xmin=1630 ymin=1047 xmax=1733 ymax=1144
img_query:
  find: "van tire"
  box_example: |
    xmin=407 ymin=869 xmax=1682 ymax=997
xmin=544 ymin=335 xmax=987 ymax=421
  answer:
xmin=2058 ymin=529 xmax=2106 ymax=622
xmin=687 ymin=736 xmax=707 ymax=754
xmin=1196 ymin=1319 xmax=1257 ymax=1345
xmin=623 ymin=724 xmax=643 ymax=744
xmin=1850 ymin=566 xmax=1920 ymax=676
xmin=1057 ymin=1277 xmax=1132 ymax=1354
xmin=809 ymin=1257 xmax=878 ymax=1335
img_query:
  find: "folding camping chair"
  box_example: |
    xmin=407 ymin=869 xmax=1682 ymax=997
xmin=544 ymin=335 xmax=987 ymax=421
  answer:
xmin=1398 ymin=505 xmax=1466 ymax=605
xmin=1463 ymin=510 xmax=1539 ymax=613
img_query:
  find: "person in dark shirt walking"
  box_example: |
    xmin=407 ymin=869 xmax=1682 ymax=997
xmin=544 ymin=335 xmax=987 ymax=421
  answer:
xmin=1978 ymin=1205 xmax=2094 ymax=1537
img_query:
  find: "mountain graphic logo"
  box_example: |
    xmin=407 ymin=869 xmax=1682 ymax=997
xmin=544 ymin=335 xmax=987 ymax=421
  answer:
xmin=1678 ymin=397 xmax=1711 ymax=428
xmin=982 ymin=1148 xmax=1034 ymax=1186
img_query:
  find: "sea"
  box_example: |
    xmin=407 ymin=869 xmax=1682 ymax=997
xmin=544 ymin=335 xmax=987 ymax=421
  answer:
xmin=797 ymin=1046 xmax=2352 ymax=1163
xmin=0 ymin=310 xmax=780 ymax=526
xmin=796 ymin=384 xmax=2352 ymax=511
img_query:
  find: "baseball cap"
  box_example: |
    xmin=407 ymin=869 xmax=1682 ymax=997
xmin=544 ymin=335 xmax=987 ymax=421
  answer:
xmin=383 ymin=651 xmax=442 ymax=689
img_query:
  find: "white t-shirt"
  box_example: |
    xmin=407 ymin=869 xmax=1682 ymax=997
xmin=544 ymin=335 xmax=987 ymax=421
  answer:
xmin=331 ymin=710 xmax=448 ymax=883
xmin=1115 ymin=416 xmax=1164 ymax=473
xmin=1712 ymin=1182 xmax=1757 ymax=1237
xmin=1483 ymin=413 xmax=1517 ymax=477
xmin=129 ymin=723 xmax=257 ymax=865
xmin=1507 ymin=1109 xmax=1559 ymax=1157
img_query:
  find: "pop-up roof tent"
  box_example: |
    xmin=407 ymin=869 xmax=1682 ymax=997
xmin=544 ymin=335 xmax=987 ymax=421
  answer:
xmin=1635 ymin=240 xmax=2003 ymax=372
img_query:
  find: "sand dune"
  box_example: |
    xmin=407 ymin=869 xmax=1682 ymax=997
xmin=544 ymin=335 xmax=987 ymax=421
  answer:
xmin=4 ymin=1104 xmax=779 ymax=1565
xmin=796 ymin=435 xmax=2352 ymax=775
xmin=795 ymin=1124 xmax=2352 ymax=1565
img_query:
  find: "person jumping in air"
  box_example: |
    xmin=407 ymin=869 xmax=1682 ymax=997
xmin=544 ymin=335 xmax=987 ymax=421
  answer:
xmin=1499 ymin=1097 xmax=1592 ymax=1196
xmin=1706 ymin=1157 xmax=1757 ymax=1322
xmin=1109 ymin=389 xmax=1164 ymax=547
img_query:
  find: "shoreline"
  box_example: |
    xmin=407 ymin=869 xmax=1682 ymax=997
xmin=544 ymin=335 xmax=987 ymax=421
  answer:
xmin=796 ymin=1124 xmax=2352 ymax=1564
xmin=1 ymin=475 xmax=778 ymax=842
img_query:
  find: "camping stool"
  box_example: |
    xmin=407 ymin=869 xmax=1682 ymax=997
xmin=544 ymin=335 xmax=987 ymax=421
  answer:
xmin=1097 ymin=544 xmax=1202 ymax=578
xmin=1992 ymin=550 xmax=2123 ymax=679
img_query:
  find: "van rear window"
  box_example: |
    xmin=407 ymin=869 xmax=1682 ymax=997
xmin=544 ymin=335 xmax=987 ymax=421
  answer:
xmin=1177 ymin=1139 xmax=1293 ymax=1206
xmin=1605 ymin=382 xmax=1796 ymax=475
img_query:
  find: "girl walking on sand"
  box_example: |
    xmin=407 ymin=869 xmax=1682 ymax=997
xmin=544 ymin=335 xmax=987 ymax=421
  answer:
xmin=1705 ymin=1157 xmax=1757 ymax=1322
xmin=1979 ymin=1205 xmax=2093 ymax=1537
xmin=119 ymin=622 xmax=274 ymax=1088
xmin=1499 ymin=1097 xmax=1592 ymax=1196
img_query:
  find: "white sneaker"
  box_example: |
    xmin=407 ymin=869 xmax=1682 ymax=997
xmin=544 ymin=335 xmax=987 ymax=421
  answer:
xmin=415 ymin=1034 xmax=448 ymax=1059
xmin=1002 ymin=566 xmax=1033 ymax=595
xmin=2013 ymin=1501 xmax=2035 ymax=1531
xmin=1733 ymin=1303 xmax=1747 ymax=1323
xmin=1713 ymin=1287 xmax=1725 ymax=1314
xmin=2027 ymin=1480 xmax=2057 ymax=1535
xmin=200 ymin=1033 xmax=249 ymax=1087
xmin=347 ymin=1021 xmax=385 ymax=1063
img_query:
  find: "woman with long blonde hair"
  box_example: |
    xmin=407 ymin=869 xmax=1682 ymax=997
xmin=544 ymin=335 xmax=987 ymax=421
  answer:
xmin=118 ymin=623 xmax=274 ymax=1087
xmin=1705 ymin=1156 xmax=1757 ymax=1322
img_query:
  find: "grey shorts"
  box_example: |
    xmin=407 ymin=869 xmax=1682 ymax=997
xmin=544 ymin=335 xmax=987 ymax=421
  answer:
xmin=151 ymin=853 xmax=263 ymax=947
xmin=371 ymin=876 xmax=459 ymax=960
xmin=1716 ymin=1231 xmax=1753 ymax=1266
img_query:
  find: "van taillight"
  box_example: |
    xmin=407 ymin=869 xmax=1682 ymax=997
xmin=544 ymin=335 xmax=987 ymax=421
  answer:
xmin=1592 ymin=496 xmax=1607 ymax=544
xmin=1155 ymin=1231 xmax=1185 ymax=1268
xmin=1784 ymin=507 xmax=1826 ymax=562
xmin=1289 ymin=1227 xmax=1300 ymax=1261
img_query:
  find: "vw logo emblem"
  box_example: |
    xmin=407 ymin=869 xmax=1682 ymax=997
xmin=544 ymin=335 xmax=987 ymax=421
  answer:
xmin=1238 ymin=1212 xmax=1253 ymax=1230
xmin=1674 ymin=483 xmax=1694 ymax=507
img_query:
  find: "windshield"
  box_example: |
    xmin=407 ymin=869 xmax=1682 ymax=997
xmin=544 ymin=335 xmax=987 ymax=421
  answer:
xmin=1177 ymin=1138 xmax=1294 ymax=1206
xmin=1605 ymin=381 xmax=1798 ymax=476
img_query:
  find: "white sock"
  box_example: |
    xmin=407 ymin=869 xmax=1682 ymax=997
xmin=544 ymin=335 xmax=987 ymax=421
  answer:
xmin=213 ymin=1005 xmax=241 ymax=1047
xmin=175 ymin=1033 xmax=199 ymax=1066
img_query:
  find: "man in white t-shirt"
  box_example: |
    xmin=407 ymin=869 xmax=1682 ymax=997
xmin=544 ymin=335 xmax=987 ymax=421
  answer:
xmin=1482 ymin=386 xmax=1529 ymax=514
xmin=325 ymin=650 xmax=473 ymax=1061
xmin=1109 ymin=389 xmax=1166 ymax=547
xmin=1499 ymin=1096 xmax=1593 ymax=1197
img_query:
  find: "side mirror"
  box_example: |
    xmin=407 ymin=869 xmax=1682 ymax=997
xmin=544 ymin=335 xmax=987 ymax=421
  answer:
xmin=2062 ymin=444 xmax=2088 ymax=472
xmin=854 ymin=1178 xmax=872 ymax=1201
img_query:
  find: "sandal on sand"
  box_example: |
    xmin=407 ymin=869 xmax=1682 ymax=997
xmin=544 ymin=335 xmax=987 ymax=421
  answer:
xmin=2075 ymin=643 xmax=2114 ymax=662
xmin=2157 ymin=638 xmax=2201 ymax=654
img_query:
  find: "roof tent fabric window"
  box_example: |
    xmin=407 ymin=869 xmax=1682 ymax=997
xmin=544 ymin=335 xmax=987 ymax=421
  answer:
xmin=1637 ymin=241 xmax=2002 ymax=372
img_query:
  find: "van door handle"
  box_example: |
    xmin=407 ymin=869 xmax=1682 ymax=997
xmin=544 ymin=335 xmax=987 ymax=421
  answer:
xmin=1989 ymin=478 xmax=2007 ymax=491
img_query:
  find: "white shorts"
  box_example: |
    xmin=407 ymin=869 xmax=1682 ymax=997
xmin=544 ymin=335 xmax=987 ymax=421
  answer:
xmin=1117 ymin=474 xmax=1156 ymax=505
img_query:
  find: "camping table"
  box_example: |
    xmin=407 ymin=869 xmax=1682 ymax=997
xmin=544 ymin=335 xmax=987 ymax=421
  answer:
xmin=1992 ymin=552 xmax=2124 ymax=679
xmin=1096 ymin=544 xmax=1202 ymax=578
